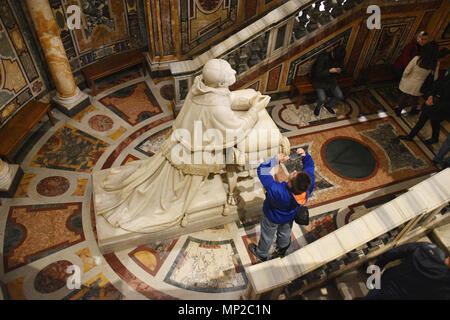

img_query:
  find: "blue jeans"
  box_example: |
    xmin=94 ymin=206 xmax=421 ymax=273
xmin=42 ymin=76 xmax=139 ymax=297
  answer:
xmin=256 ymin=213 xmax=293 ymax=259
xmin=433 ymin=133 xmax=450 ymax=164
xmin=315 ymin=85 xmax=343 ymax=109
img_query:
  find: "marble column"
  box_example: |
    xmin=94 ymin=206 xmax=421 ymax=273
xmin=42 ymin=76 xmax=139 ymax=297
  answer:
xmin=25 ymin=0 xmax=89 ymax=116
xmin=0 ymin=159 xmax=23 ymax=198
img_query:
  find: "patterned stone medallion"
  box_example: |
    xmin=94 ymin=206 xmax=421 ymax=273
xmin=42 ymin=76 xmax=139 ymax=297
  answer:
xmin=160 ymin=84 xmax=175 ymax=101
xmin=164 ymin=237 xmax=248 ymax=293
xmin=34 ymin=260 xmax=73 ymax=293
xmin=88 ymin=115 xmax=114 ymax=132
xmin=36 ymin=176 xmax=70 ymax=197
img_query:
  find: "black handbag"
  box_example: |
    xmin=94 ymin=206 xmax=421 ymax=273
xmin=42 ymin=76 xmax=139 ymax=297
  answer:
xmin=289 ymin=192 xmax=310 ymax=225
xmin=294 ymin=205 xmax=310 ymax=225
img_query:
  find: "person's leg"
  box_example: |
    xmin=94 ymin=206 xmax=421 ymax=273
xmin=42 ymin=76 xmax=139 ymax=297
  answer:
xmin=324 ymin=85 xmax=344 ymax=113
xmin=408 ymin=96 xmax=419 ymax=114
xmin=274 ymin=221 xmax=293 ymax=256
xmin=395 ymin=93 xmax=408 ymax=116
xmin=314 ymin=88 xmax=327 ymax=116
xmin=253 ymin=214 xmax=278 ymax=260
xmin=399 ymin=107 xmax=428 ymax=140
xmin=428 ymin=119 xmax=442 ymax=143
xmin=433 ymin=134 xmax=450 ymax=163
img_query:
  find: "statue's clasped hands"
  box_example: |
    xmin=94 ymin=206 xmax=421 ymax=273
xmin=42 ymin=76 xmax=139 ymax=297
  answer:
xmin=250 ymin=92 xmax=271 ymax=112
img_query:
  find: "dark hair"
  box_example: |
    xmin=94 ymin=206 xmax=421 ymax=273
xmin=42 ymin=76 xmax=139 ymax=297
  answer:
xmin=291 ymin=171 xmax=312 ymax=195
xmin=332 ymin=45 xmax=346 ymax=63
xmin=418 ymin=41 xmax=439 ymax=70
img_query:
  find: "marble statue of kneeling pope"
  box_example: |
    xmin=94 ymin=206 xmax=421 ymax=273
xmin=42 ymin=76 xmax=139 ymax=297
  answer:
xmin=92 ymin=58 xmax=290 ymax=235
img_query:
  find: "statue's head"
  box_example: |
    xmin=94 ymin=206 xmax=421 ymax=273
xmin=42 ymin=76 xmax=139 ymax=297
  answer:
xmin=202 ymin=59 xmax=237 ymax=88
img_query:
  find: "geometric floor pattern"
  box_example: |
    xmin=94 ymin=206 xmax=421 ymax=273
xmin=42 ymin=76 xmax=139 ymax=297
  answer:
xmin=0 ymin=70 xmax=442 ymax=300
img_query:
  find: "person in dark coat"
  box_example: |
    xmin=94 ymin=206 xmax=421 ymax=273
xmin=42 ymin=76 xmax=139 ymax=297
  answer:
xmin=398 ymin=67 xmax=450 ymax=145
xmin=393 ymin=31 xmax=429 ymax=79
xmin=310 ymin=45 xmax=346 ymax=116
xmin=362 ymin=242 xmax=450 ymax=300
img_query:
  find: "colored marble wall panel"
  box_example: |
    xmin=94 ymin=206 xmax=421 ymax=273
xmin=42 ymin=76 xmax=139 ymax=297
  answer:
xmin=266 ymin=65 xmax=282 ymax=92
xmin=160 ymin=0 xmax=175 ymax=56
xmin=0 ymin=0 xmax=46 ymax=125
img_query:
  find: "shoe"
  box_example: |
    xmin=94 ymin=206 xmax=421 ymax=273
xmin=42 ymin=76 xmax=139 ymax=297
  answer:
xmin=324 ymin=105 xmax=336 ymax=114
xmin=409 ymin=109 xmax=420 ymax=115
xmin=248 ymin=243 xmax=267 ymax=262
xmin=314 ymin=106 xmax=321 ymax=116
xmin=394 ymin=108 xmax=402 ymax=116
xmin=398 ymin=135 xmax=413 ymax=141
xmin=272 ymin=242 xmax=291 ymax=258
xmin=424 ymin=139 xmax=438 ymax=145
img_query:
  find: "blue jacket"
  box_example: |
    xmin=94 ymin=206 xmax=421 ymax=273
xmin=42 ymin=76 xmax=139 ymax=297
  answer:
xmin=257 ymin=154 xmax=315 ymax=224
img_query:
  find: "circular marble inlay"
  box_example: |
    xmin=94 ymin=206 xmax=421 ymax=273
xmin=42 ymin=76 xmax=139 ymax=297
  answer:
xmin=34 ymin=260 xmax=73 ymax=294
xmin=197 ymin=0 xmax=222 ymax=12
xmin=36 ymin=176 xmax=70 ymax=197
xmin=160 ymin=84 xmax=175 ymax=101
xmin=88 ymin=115 xmax=114 ymax=132
xmin=323 ymin=138 xmax=376 ymax=180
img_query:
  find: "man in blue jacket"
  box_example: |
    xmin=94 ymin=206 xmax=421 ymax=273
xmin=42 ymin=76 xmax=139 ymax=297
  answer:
xmin=249 ymin=148 xmax=315 ymax=262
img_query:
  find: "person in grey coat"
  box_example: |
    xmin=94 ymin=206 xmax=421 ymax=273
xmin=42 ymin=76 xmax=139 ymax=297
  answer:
xmin=394 ymin=41 xmax=439 ymax=116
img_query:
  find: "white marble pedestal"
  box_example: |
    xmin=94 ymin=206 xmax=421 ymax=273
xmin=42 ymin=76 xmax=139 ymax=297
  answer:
xmin=0 ymin=163 xmax=23 ymax=198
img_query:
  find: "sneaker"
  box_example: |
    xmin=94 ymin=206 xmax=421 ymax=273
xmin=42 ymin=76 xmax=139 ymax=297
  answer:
xmin=248 ymin=243 xmax=267 ymax=262
xmin=398 ymin=135 xmax=413 ymax=141
xmin=394 ymin=108 xmax=402 ymax=117
xmin=272 ymin=242 xmax=291 ymax=258
xmin=314 ymin=106 xmax=321 ymax=116
xmin=324 ymin=105 xmax=336 ymax=114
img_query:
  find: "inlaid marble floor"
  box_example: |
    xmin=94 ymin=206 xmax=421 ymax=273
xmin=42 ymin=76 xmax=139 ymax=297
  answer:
xmin=0 ymin=72 xmax=443 ymax=300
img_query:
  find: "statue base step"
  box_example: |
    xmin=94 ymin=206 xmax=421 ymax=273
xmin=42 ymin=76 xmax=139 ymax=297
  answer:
xmin=93 ymin=168 xmax=265 ymax=254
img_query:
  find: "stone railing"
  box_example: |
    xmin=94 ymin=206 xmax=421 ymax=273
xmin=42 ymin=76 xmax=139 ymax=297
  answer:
xmin=169 ymin=0 xmax=437 ymax=111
